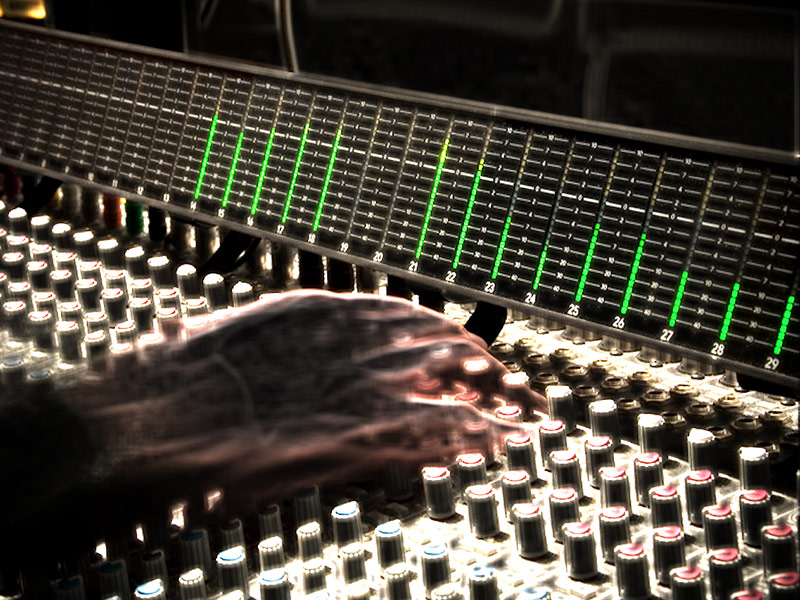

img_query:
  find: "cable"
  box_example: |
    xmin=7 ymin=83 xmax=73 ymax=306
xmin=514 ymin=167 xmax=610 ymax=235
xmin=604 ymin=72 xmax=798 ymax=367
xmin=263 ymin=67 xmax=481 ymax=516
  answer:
xmin=275 ymin=0 xmax=300 ymax=73
xmin=18 ymin=176 xmax=62 ymax=216
xmin=464 ymin=301 xmax=507 ymax=347
xmin=198 ymin=229 xmax=262 ymax=276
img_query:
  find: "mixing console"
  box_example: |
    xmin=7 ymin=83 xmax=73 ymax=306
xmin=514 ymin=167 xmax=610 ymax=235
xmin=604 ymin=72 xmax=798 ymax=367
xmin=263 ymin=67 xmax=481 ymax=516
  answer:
xmin=0 ymin=20 xmax=797 ymax=385
xmin=0 ymin=13 xmax=798 ymax=600
xmin=0 ymin=189 xmax=797 ymax=600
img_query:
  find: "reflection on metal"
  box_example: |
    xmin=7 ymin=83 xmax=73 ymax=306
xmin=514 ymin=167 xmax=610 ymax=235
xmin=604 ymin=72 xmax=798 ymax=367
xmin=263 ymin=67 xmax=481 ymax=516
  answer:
xmin=0 ymin=0 xmax=45 ymax=19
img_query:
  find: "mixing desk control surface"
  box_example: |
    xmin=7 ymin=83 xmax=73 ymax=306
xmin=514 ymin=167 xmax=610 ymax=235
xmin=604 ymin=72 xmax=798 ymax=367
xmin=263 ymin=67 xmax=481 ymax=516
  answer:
xmin=0 ymin=20 xmax=797 ymax=385
xmin=0 ymin=10 xmax=799 ymax=600
xmin=0 ymin=194 xmax=797 ymax=600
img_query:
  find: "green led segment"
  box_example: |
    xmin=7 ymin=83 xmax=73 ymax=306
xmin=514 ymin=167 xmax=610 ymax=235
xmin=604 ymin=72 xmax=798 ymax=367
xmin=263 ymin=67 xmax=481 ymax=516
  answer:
xmin=414 ymin=138 xmax=450 ymax=259
xmin=250 ymin=127 xmax=277 ymax=215
xmin=574 ymin=222 xmax=602 ymax=302
xmin=492 ymin=211 xmax=513 ymax=279
xmin=532 ymin=244 xmax=549 ymax=290
xmin=669 ymin=270 xmax=690 ymax=327
xmin=452 ymin=159 xmax=484 ymax=268
xmin=718 ymin=282 xmax=741 ymax=341
xmin=773 ymin=295 xmax=795 ymax=355
xmin=220 ymin=131 xmax=245 ymax=208
xmin=281 ymin=121 xmax=311 ymax=223
xmin=620 ymin=233 xmax=647 ymax=314
xmin=193 ymin=114 xmax=219 ymax=199
xmin=491 ymin=132 xmax=533 ymax=280
xmin=312 ymin=127 xmax=343 ymax=231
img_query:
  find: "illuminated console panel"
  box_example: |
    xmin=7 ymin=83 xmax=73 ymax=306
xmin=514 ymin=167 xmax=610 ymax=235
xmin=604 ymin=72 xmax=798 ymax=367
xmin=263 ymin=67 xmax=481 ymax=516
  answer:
xmin=0 ymin=21 xmax=797 ymax=385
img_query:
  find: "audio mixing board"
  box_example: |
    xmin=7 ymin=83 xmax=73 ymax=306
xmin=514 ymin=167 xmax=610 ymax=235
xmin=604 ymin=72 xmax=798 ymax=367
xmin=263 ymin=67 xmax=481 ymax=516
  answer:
xmin=0 ymin=16 xmax=798 ymax=600
xmin=0 ymin=20 xmax=796 ymax=385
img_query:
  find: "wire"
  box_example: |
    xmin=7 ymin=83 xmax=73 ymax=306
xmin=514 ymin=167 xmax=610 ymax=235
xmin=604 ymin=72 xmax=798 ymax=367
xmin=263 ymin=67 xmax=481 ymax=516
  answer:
xmin=18 ymin=176 xmax=62 ymax=216
xmin=275 ymin=0 xmax=300 ymax=73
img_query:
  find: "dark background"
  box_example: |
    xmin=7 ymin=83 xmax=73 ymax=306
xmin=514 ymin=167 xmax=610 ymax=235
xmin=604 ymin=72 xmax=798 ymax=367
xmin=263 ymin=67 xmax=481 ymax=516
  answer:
xmin=40 ymin=0 xmax=798 ymax=154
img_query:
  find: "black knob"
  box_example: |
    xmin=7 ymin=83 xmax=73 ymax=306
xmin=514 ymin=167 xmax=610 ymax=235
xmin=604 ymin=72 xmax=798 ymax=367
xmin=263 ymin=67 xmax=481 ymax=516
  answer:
xmin=547 ymin=385 xmax=576 ymax=432
xmin=501 ymin=470 xmax=532 ymax=520
xmin=141 ymin=549 xmax=167 ymax=586
xmin=7 ymin=207 xmax=29 ymax=236
xmin=76 ymin=277 xmax=100 ymax=311
xmin=687 ymin=428 xmax=717 ymax=476
xmin=599 ymin=467 xmax=631 ymax=511
xmin=297 ymin=521 xmax=324 ymax=561
xmin=73 ymin=230 xmax=98 ymax=260
xmin=97 ymin=238 xmax=124 ymax=269
xmin=563 ymin=522 xmax=598 ymax=580
xmin=550 ymin=450 xmax=584 ymax=498
xmin=384 ymin=563 xmax=412 ymax=600
xmin=130 ymin=297 xmax=155 ymax=334
xmin=669 ymin=566 xmax=706 ymax=600
xmin=98 ymin=560 xmax=130 ymax=600
xmin=56 ymin=320 xmax=82 ymax=362
xmin=494 ymin=404 xmax=523 ymax=423
xmin=588 ymin=399 xmax=620 ymax=447
xmin=258 ymin=568 xmax=291 ymax=600
xmin=423 ymin=466 xmax=455 ymax=520
xmin=709 ymin=548 xmax=743 ymax=600
xmin=50 ymin=268 xmax=75 ymax=301
xmin=231 ymin=281 xmax=255 ymax=307
xmin=32 ymin=290 xmax=57 ymax=315
xmin=375 ymin=520 xmax=405 ymax=569
xmin=340 ymin=542 xmax=367 ymax=583
xmin=102 ymin=288 xmax=127 ymax=326
xmin=55 ymin=575 xmax=86 ymax=600
xmin=258 ymin=536 xmax=285 ymax=570
xmin=134 ymin=579 xmax=165 ymax=600
xmin=177 ymin=263 xmax=201 ymax=298
xmin=179 ymin=529 xmax=213 ymax=578
xmin=649 ymin=484 xmax=682 ymax=528
xmin=549 ymin=487 xmax=580 ymax=542
xmin=28 ymin=309 xmax=54 ymax=350
xmin=302 ymin=557 xmax=327 ymax=594
xmin=2 ymin=251 xmax=26 ymax=280
xmin=636 ymin=413 xmax=667 ymax=455
xmin=30 ymin=215 xmax=51 ymax=243
xmin=513 ymin=503 xmax=547 ymax=559
xmin=148 ymin=255 xmax=174 ymax=288
xmin=78 ymin=259 xmax=102 ymax=281
xmin=633 ymin=452 xmax=663 ymax=507
xmin=739 ymin=489 xmax=771 ymax=547
xmin=465 ymin=483 xmax=499 ymax=538
xmin=467 ymin=565 xmax=499 ymax=600
xmin=505 ymin=433 xmax=537 ymax=480
xmin=52 ymin=223 xmax=74 ymax=252
xmin=421 ymin=542 xmax=451 ymax=594
xmin=653 ymin=526 xmax=685 ymax=586
xmin=768 ymin=572 xmax=800 ymax=600
xmin=216 ymin=546 xmax=248 ymax=595
xmin=738 ymin=447 xmax=771 ymax=492
xmin=53 ymin=249 xmax=77 ymax=272
xmin=684 ymin=470 xmax=715 ymax=526
xmin=702 ymin=504 xmax=738 ymax=551
xmin=761 ymin=524 xmax=798 ymax=576
xmin=598 ymin=506 xmax=630 ymax=564
xmin=332 ymin=501 xmax=362 ymax=547
xmin=456 ymin=453 xmax=488 ymax=493
xmin=538 ymin=420 xmax=567 ymax=471
xmin=26 ymin=260 xmax=49 ymax=292
xmin=614 ymin=543 xmax=650 ymax=600
xmin=584 ymin=436 xmax=614 ymax=489
xmin=203 ymin=273 xmax=228 ymax=311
